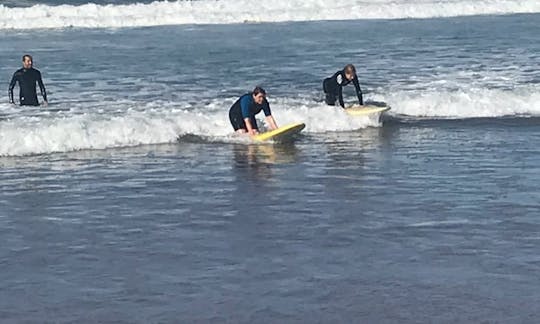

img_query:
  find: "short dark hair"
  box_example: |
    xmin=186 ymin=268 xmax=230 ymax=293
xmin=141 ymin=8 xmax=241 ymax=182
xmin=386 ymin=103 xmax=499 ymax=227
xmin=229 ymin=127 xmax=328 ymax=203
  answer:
xmin=252 ymin=86 xmax=266 ymax=96
xmin=344 ymin=64 xmax=356 ymax=75
xmin=22 ymin=54 xmax=33 ymax=62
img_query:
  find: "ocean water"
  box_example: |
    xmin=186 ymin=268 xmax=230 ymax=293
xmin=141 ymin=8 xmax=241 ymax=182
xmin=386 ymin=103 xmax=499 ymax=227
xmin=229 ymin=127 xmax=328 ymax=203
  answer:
xmin=2 ymin=0 xmax=540 ymax=28
xmin=1 ymin=1 xmax=540 ymax=322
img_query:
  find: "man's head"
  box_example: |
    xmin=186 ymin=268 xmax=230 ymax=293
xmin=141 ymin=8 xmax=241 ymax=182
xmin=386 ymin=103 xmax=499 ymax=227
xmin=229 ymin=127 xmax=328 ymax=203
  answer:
xmin=22 ymin=54 xmax=33 ymax=69
xmin=344 ymin=64 xmax=356 ymax=81
xmin=252 ymin=86 xmax=266 ymax=105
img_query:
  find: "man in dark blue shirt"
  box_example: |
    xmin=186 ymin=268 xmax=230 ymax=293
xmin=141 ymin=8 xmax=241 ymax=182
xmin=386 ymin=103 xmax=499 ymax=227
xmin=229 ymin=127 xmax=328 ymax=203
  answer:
xmin=323 ymin=64 xmax=363 ymax=108
xmin=9 ymin=54 xmax=48 ymax=106
xmin=229 ymin=86 xmax=278 ymax=135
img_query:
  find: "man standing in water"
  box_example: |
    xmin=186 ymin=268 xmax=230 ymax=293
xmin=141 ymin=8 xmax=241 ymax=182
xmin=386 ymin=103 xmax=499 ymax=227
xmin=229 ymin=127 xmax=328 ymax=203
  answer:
xmin=229 ymin=86 xmax=278 ymax=135
xmin=9 ymin=54 xmax=48 ymax=106
xmin=323 ymin=64 xmax=363 ymax=108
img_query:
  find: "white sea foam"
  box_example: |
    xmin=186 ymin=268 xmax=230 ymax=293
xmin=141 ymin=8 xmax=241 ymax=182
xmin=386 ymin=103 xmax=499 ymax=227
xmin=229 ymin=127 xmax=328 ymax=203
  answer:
xmin=0 ymin=0 xmax=539 ymax=30
xmin=378 ymin=85 xmax=540 ymax=118
xmin=2 ymin=83 xmax=539 ymax=157
xmin=0 ymin=99 xmax=378 ymax=156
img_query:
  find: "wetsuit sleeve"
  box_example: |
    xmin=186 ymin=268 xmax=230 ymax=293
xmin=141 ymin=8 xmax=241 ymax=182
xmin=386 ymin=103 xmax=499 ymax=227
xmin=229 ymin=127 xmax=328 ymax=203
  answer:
xmin=262 ymin=99 xmax=271 ymax=116
xmin=37 ymin=71 xmax=47 ymax=102
xmin=240 ymin=95 xmax=252 ymax=119
xmin=338 ymin=85 xmax=345 ymax=108
xmin=8 ymin=72 xmax=17 ymax=103
xmin=353 ymin=76 xmax=363 ymax=105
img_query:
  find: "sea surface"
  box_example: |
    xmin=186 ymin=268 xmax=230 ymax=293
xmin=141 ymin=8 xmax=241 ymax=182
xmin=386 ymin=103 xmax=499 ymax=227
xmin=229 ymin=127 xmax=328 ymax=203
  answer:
xmin=1 ymin=1 xmax=540 ymax=322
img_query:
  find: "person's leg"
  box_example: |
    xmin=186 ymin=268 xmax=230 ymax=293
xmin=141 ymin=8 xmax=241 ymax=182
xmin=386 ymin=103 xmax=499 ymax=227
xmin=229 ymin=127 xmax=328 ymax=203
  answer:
xmin=323 ymin=79 xmax=337 ymax=105
xmin=229 ymin=111 xmax=247 ymax=132
xmin=325 ymin=92 xmax=337 ymax=106
xmin=323 ymin=79 xmax=335 ymax=105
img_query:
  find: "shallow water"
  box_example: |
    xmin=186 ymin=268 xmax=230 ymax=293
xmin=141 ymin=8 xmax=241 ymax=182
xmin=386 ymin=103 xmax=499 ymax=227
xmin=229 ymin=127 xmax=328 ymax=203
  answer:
xmin=3 ymin=117 xmax=540 ymax=322
xmin=1 ymin=15 xmax=539 ymax=155
xmin=1 ymin=13 xmax=540 ymax=323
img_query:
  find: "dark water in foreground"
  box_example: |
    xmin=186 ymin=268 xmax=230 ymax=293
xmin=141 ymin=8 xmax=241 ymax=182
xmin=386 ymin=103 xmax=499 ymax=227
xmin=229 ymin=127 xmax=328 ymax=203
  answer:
xmin=2 ymin=117 xmax=540 ymax=322
xmin=1 ymin=12 xmax=539 ymax=323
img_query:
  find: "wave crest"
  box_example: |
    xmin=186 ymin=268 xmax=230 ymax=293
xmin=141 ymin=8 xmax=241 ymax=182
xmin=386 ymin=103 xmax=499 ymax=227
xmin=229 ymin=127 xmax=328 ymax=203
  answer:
xmin=0 ymin=0 xmax=539 ymax=30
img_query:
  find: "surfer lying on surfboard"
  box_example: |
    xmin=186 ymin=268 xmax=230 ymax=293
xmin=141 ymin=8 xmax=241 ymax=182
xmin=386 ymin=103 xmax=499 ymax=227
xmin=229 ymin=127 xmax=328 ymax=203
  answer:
xmin=228 ymin=86 xmax=279 ymax=135
xmin=323 ymin=64 xmax=363 ymax=108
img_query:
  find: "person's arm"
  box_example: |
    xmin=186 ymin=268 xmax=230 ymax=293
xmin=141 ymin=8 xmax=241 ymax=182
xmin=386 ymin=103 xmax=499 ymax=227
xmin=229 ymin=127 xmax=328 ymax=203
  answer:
xmin=338 ymin=85 xmax=345 ymax=108
xmin=243 ymin=118 xmax=258 ymax=135
xmin=265 ymin=115 xmax=278 ymax=130
xmin=241 ymin=96 xmax=258 ymax=135
xmin=353 ymin=76 xmax=363 ymax=105
xmin=8 ymin=72 xmax=17 ymax=104
xmin=262 ymin=100 xmax=278 ymax=130
xmin=37 ymin=71 xmax=48 ymax=105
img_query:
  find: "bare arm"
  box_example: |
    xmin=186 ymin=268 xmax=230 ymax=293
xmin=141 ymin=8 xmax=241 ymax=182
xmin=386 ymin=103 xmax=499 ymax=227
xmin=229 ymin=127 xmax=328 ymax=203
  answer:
xmin=244 ymin=118 xmax=258 ymax=135
xmin=265 ymin=115 xmax=278 ymax=130
xmin=260 ymin=99 xmax=277 ymax=130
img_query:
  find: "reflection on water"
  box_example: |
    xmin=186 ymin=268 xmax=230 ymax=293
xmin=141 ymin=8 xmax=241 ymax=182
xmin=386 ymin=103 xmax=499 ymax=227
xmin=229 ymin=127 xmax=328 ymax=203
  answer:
xmin=233 ymin=143 xmax=300 ymax=165
xmin=4 ymin=117 xmax=540 ymax=323
xmin=232 ymin=143 xmax=300 ymax=182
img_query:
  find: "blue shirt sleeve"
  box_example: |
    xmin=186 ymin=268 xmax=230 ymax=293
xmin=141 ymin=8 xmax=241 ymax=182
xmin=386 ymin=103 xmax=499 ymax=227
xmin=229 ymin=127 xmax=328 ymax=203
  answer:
xmin=240 ymin=95 xmax=252 ymax=119
xmin=262 ymin=99 xmax=271 ymax=117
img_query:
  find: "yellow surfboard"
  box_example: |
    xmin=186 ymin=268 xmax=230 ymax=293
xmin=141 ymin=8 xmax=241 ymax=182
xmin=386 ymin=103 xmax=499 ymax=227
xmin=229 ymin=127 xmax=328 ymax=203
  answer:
xmin=345 ymin=105 xmax=391 ymax=116
xmin=252 ymin=123 xmax=306 ymax=142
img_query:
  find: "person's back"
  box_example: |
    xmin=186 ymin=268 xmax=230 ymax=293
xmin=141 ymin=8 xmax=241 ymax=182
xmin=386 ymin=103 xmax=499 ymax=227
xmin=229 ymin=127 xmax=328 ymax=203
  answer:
xmin=9 ymin=54 xmax=48 ymax=106
xmin=230 ymin=93 xmax=268 ymax=119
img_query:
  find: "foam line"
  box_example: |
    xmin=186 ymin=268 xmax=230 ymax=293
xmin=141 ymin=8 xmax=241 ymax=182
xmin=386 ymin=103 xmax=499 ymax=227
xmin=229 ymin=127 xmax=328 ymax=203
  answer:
xmin=0 ymin=0 xmax=539 ymax=30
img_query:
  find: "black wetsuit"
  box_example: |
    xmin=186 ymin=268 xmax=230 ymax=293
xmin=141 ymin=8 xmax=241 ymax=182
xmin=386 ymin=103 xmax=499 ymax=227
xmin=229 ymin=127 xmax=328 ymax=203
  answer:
xmin=229 ymin=94 xmax=272 ymax=131
xmin=323 ymin=70 xmax=363 ymax=108
xmin=9 ymin=67 xmax=47 ymax=106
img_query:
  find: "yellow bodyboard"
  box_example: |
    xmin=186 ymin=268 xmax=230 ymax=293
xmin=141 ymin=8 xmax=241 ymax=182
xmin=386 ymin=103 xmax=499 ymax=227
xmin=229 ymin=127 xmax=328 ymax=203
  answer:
xmin=345 ymin=105 xmax=391 ymax=116
xmin=252 ymin=123 xmax=306 ymax=142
